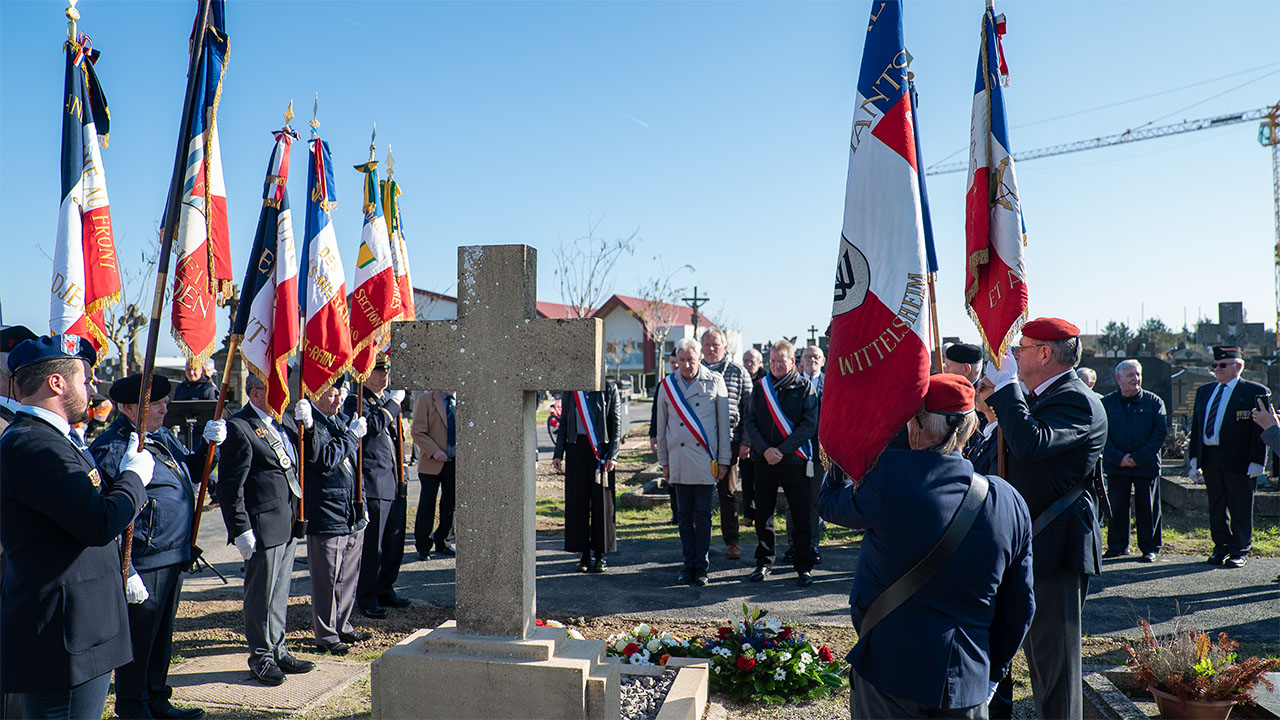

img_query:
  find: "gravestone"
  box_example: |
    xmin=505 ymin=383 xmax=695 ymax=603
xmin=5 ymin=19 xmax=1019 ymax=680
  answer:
xmin=370 ymin=245 xmax=619 ymax=719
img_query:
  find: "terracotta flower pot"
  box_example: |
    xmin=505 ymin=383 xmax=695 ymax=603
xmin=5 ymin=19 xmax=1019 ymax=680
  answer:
xmin=1149 ymin=686 xmax=1234 ymax=720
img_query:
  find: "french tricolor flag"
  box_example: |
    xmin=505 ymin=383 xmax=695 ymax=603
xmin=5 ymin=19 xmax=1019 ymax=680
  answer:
xmin=818 ymin=0 xmax=931 ymax=481
xmin=965 ymin=2 xmax=1028 ymax=365
xmin=349 ymin=150 xmax=400 ymax=380
xmin=300 ymin=135 xmax=354 ymax=400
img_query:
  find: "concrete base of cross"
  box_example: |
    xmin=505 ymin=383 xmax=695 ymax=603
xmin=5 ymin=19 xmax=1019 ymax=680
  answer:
xmin=371 ymin=621 xmax=620 ymax=719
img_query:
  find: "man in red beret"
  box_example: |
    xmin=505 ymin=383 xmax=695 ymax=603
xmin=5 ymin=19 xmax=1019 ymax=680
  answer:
xmin=820 ymin=374 xmax=1035 ymax=719
xmin=981 ymin=317 xmax=1108 ymax=720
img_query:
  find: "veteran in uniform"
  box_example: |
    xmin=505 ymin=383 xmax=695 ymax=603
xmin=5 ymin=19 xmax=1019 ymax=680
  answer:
xmin=0 ymin=335 xmax=153 ymax=718
xmin=0 ymin=325 xmax=38 ymax=432
xmin=217 ymin=373 xmax=315 ymax=686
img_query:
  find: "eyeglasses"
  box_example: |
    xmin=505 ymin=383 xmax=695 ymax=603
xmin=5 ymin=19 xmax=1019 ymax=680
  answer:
xmin=1011 ymin=343 xmax=1046 ymax=356
xmin=1212 ymin=362 xmax=1236 ymax=369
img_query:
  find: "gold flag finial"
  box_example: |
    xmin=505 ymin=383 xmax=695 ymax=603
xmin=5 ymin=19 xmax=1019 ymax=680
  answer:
xmin=367 ymin=123 xmax=377 ymax=164
xmin=385 ymin=145 xmax=395 ymax=177
xmin=66 ymin=0 xmax=80 ymax=41
xmin=309 ymin=93 xmax=320 ymax=136
xmin=283 ymin=99 xmax=295 ymax=130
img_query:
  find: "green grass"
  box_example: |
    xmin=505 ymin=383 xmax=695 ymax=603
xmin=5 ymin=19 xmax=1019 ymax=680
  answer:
xmin=1100 ymin=507 xmax=1280 ymax=557
xmin=616 ymin=449 xmax=657 ymax=466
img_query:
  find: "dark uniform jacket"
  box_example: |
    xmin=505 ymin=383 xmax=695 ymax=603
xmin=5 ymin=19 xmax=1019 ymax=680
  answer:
xmin=818 ymin=451 xmax=1035 ymax=709
xmin=703 ymin=358 xmax=752 ymax=447
xmin=967 ymin=424 xmax=1000 ymax=476
xmin=1101 ymin=389 xmax=1167 ymax=477
xmin=988 ymin=373 xmax=1107 ymax=578
xmin=344 ymin=388 xmax=402 ymax=501
xmin=553 ymin=382 xmax=622 ymax=462
xmin=217 ymin=405 xmax=300 ymax=549
xmin=303 ymin=409 xmax=365 ymax=536
xmin=172 ymin=378 xmax=217 ymax=402
xmin=0 ymin=411 xmax=147 ymax=692
xmin=91 ymin=415 xmax=205 ymax=570
xmin=744 ymin=371 xmax=818 ymax=465
xmin=1189 ymin=378 xmax=1269 ymax=473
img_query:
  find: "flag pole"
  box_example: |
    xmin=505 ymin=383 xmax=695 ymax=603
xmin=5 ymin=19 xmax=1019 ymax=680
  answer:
xmin=127 ymin=0 xmax=213 ymax=583
xmin=928 ymin=273 xmax=943 ymax=373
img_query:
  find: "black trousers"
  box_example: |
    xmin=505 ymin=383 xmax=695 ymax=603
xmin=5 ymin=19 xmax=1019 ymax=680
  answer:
xmin=739 ymin=456 xmax=756 ymax=520
xmin=716 ymin=450 xmax=740 ymax=545
xmin=1106 ymin=473 xmax=1162 ymax=553
xmin=1204 ymin=464 xmax=1255 ymax=556
xmin=114 ymin=563 xmax=183 ymax=715
xmin=752 ymin=461 xmax=814 ymax=573
xmin=563 ymin=440 xmax=617 ymax=554
xmin=415 ymin=462 xmax=456 ymax=554
xmin=358 ymin=495 xmax=406 ymax=608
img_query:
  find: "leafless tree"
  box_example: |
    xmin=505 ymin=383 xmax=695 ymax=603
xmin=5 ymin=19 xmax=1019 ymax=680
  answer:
xmin=552 ymin=214 xmax=636 ymax=318
xmin=630 ymin=261 xmax=693 ymax=377
xmin=101 ymin=231 xmax=163 ymax=378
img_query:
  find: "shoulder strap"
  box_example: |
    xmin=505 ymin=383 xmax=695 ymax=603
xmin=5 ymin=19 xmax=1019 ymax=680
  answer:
xmin=1030 ymin=475 xmax=1090 ymax=537
xmin=857 ymin=472 xmax=990 ymax=640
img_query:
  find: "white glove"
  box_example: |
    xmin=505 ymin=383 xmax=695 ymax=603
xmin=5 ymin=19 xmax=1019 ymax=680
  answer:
xmin=203 ymin=419 xmax=227 ymax=446
xmin=348 ymin=417 xmax=368 ymax=439
xmin=1188 ymin=458 xmax=1201 ymax=481
xmin=125 ymin=570 xmax=149 ymax=604
xmin=121 ymin=434 xmax=155 ymax=487
xmin=983 ymin=349 xmax=1019 ymax=391
xmin=1247 ymin=462 xmax=1265 ymax=478
xmin=234 ymin=529 xmax=257 ymax=561
xmin=295 ymin=399 xmax=314 ymax=430
xmin=387 ymin=390 xmax=405 ymax=405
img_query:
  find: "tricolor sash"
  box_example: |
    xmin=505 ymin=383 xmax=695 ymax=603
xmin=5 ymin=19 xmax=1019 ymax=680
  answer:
xmin=760 ymin=374 xmax=815 ymax=477
xmin=662 ymin=373 xmax=719 ymax=478
xmin=573 ymin=390 xmax=605 ymax=471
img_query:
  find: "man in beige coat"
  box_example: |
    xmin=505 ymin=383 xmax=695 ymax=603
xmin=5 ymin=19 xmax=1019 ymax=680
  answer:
xmin=410 ymin=390 xmax=456 ymax=560
xmin=656 ymin=337 xmax=731 ymax=586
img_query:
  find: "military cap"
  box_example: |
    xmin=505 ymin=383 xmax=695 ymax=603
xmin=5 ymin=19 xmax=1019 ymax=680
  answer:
xmin=0 ymin=325 xmax=37 ymax=353
xmin=944 ymin=343 xmax=983 ymax=364
xmin=109 ymin=373 xmax=172 ymax=404
xmin=1212 ymin=346 xmax=1243 ymax=360
xmin=1021 ymin=317 xmax=1081 ymax=341
xmin=6 ymin=334 xmax=97 ymax=373
xmin=374 ymin=353 xmax=390 ymax=369
xmin=924 ymin=373 xmax=975 ymax=414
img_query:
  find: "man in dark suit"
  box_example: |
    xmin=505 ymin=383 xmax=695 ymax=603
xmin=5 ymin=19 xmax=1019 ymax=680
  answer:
xmin=0 ymin=335 xmax=152 ymax=718
xmin=983 ymin=317 xmax=1107 ymax=720
xmin=1188 ymin=346 xmax=1270 ymax=568
xmin=552 ymin=380 xmax=622 ymax=573
xmin=820 ymin=374 xmax=1034 ymax=719
xmin=345 ymin=355 xmax=409 ymax=618
xmin=217 ymin=373 xmax=315 ymax=685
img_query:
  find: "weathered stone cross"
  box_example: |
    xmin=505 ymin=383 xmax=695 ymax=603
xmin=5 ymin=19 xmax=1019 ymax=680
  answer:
xmin=388 ymin=244 xmax=601 ymax=638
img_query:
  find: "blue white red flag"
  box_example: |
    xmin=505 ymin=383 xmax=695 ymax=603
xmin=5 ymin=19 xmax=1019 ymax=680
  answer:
xmin=300 ymin=134 xmax=354 ymax=400
xmin=171 ymin=0 xmax=233 ymax=366
xmin=759 ymin=374 xmax=812 ymax=461
xmin=965 ymin=3 xmax=1027 ymax=365
xmin=661 ymin=374 xmax=714 ymax=461
xmin=380 ymin=153 xmax=416 ymax=321
xmin=818 ymin=0 xmax=931 ymax=480
xmin=52 ymin=31 xmax=121 ymax=355
xmin=232 ymin=124 xmax=301 ymax=420
xmin=349 ymin=144 xmax=400 ymax=381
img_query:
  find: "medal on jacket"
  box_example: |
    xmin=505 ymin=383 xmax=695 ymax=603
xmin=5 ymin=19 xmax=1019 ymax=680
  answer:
xmin=574 ymin=390 xmax=606 ymax=474
xmin=662 ymin=373 xmax=718 ymax=479
xmin=759 ymin=374 xmax=815 ymax=477
xmin=88 ymin=467 xmax=101 ymax=487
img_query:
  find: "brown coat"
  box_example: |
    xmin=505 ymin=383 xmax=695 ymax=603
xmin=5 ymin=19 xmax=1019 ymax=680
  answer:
xmin=411 ymin=391 xmax=451 ymax=476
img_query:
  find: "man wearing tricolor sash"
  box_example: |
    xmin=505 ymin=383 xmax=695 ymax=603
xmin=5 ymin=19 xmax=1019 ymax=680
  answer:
xmin=655 ymin=338 xmax=730 ymax=587
xmin=744 ymin=340 xmax=820 ymax=587
xmin=552 ymin=381 xmax=622 ymax=574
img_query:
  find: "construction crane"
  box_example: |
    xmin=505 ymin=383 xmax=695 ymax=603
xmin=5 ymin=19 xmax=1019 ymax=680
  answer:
xmin=927 ymin=101 xmax=1280 ymax=346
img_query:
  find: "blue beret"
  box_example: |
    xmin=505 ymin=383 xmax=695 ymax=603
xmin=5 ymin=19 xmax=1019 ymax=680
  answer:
xmin=109 ymin=373 xmax=171 ymax=404
xmin=6 ymin=334 xmax=97 ymax=373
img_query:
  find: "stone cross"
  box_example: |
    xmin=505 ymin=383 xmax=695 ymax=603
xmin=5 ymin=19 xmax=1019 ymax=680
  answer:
xmin=388 ymin=245 xmax=602 ymax=639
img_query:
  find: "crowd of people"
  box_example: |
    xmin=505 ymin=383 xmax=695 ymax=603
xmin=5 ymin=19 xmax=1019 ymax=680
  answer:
xmin=0 ymin=314 xmax=1273 ymax=719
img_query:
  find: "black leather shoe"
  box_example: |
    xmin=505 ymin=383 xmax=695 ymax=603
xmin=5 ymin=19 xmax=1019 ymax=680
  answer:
xmin=318 ymin=642 xmax=350 ymax=656
xmin=589 ymin=557 xmax=607 ymax=573
xmin=576 ymin=553 xmax=591 ymax=573
xmin=339 ymin=630 xmax=373 ymax=643
xmin=360 ymin=604 xmax=388 ymax=619
xmin=250 ymin=660 xmax=286 ymax=686
xmin=1103 ymin=548 xmax=1127 ymax=559
xmin=416 ymin=551 xmax=432 ymax=561
xmin=692 ymin=573 xmax=709 ymax=587
xmin=1140 ymin=552 xmax=1157 ymax=563
xmin=675 ymin=569 xmax=693 ymax=585
xmin=797 ymin=572 xmax=814 ymax=587
xmin=277 ymin=654 xmax=316 ymax=674
xmin=812 ymin=551 xmax=822 ymax=566
xmin=1224 ymin=555 xmax=1247 ymax=568
xmin=781 ymin=548 xmax=795 ymax=562
xmin=748 ymin=565 xmax=770 ymax=582
xmin=433 ymin=543 xmax=456 ymax=557
xmin=150 ymin=701 xmax=205 ymax=720
xmin=378 ymin=592 xmax=411 ymax=608
xmin=1206 ymin=552 xmax=1228 ymax=565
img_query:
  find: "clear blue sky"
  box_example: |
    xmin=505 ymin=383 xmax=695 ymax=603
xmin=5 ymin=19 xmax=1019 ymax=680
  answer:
xmin=2 ymin=0 xmax=1278 ymax=358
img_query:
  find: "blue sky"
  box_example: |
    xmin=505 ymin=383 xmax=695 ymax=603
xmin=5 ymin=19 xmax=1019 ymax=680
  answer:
xmin=2 ymin=0 xmax=1278 ymax=358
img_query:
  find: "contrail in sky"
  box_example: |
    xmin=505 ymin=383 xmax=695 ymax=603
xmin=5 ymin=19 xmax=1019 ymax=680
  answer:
xmin=628 ymin=115 xmax=649 ymax=128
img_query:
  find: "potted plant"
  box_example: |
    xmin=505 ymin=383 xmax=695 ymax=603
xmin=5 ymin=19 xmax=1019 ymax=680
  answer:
xmin=1126 ymin=617 xmax=1278 ymax=719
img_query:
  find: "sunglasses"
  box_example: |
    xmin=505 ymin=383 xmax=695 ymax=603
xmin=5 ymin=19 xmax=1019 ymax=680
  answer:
xmin=1212 ymin=362 xmax=1236 ymax=369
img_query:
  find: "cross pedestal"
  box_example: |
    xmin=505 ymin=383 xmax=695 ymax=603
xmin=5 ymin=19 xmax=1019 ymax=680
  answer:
xmin=370 ymin=245 xmax=619 ymax=720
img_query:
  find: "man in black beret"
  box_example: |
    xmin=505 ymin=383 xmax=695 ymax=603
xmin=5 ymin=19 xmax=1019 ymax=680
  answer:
xmin=1188 ymin=346 xmax=1270 ymax=568
xmin=0 ymin=335 xmax=151 ymax=719
xmin=942 ymin=342 xmax=984 ymax=383
xmin=1 ymin=326 xmax=42 ymax=432
xmin=90 ymin=374 xmax=225 ymax=719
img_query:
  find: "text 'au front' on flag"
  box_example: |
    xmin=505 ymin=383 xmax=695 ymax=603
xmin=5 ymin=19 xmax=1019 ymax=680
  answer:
xmin=965 ymin=2 xmax=1028 ymax=366
xmin=300 ymin=135 xmax=354 ymax=400
xmin=817 ymin=0 xmax=931 ymax=481
xmin=231 ymin=124 xmax=301 ymax=421
xmin=171 ymin=0 xmax=234 ymax=367
xmin=348 ymin=149 xmax=400 ymax=380
xmin=381 ymin=161 xmax=415 ymax=321
xmin=52 ymin=31 xmax=121 ymax=355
